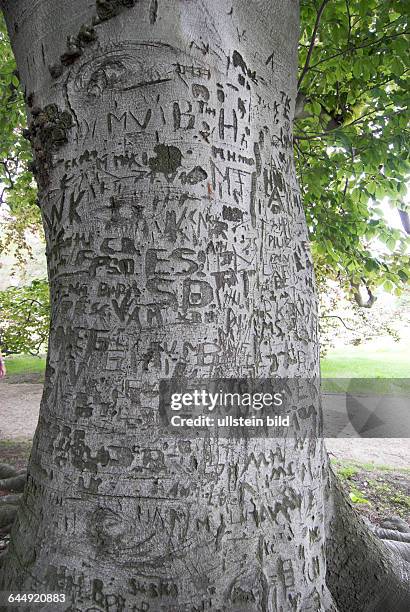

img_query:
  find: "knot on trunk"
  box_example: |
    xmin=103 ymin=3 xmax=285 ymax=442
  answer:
xmin=25 ymin=104 xmax=73 ymax=189
xmin=95 ymin=0 xmax=136 ymax=23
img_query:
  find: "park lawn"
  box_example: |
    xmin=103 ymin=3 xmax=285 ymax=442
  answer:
xmin=4 ymin=354 xmax=46 ymax=377
xmin=321 ymin=344 xmax=410 ymax=378
xmin=321 ymin=339 xmax=410 ymax=394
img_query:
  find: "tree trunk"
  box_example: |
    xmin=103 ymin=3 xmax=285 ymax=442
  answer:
xmin=0 ymin=1 xmax=408 ymax=610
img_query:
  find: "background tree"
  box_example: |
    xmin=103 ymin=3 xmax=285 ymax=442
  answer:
xmin=0 ymin=16 xmax=39 ymax=262
xmin=0 ymin=1 xmax=409 ymax=611
xmin=297 ymin=0 xmax=410 ymax=303
xmin=0 ymin=278 xmax=49 ymax=355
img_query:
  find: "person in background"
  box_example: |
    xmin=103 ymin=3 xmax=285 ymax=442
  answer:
xmin=0 ymin=350 xmax=6 ymax=378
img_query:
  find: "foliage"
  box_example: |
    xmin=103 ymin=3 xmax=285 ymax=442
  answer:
xmin=0 ymin=279 xmax=50 ymax=355
xmin=0 ymin=16 xmax=41 ymax=262
xmin=298 ymin=0 xmax=410 ymax=298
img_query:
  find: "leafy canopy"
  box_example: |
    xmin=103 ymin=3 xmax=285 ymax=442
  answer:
xmin=298 ymin=0 xmax=410 ymax=297
xmin=0 ymin=1 xmax=409 ymax=296
xmin=0 ymin=17 xmax=40 ymax=262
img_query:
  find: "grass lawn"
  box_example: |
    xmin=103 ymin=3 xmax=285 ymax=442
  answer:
xmin=321 ymin=342 xmax=410 ymax=378
xmin=4 ymin=354 xmax=46 ymax=377
xmin=321 ymin=337 xmax=410 ymax=394
xmin=320 ymin=337 xmax=410 ymax=394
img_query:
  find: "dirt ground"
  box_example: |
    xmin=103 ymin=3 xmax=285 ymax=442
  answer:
xmin=325 ymin=438 xmax=409 ymax=468
xmin=331 ymin=459 xmax=410 ymax=524
xmin=0 ymin=380 xmax=43 ymax=439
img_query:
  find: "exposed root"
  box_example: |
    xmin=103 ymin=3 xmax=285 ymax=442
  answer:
xmin=0 ymin=464 xmax=18 ymax=479
xmin=325 ymin=467 xmax=410 ymax=612
xmin=0 ymin=473 xmax=26 ymax=493
xmin=0 ymin=505 xmax=18 ymax=529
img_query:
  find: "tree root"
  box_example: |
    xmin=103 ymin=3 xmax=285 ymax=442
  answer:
xmin=372 ymin=522 xmax=410 ymax=564
xmin=0 ymin=473 xmax=26 ymax=493
xmin=0 ymin=494 xmax=22 ymax=506
xmin=0 ymin=466 xmax=24 ymax=541
xmin=0 ymin=506 xmax=18 ymax=529
xmin=379 ymin=517 xmax=410 ymax=533
xmin=325 ymin=466 xmax=410 ymax=612
xmin=0 ymin=464 xmax=18 ymax=479
xmin=372 ymin=527 xmax=410 ymax=543
xmin=382 ymin=541 xmax=410 ymax=564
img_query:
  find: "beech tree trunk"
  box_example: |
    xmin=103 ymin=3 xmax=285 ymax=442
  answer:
xmin=0 ymin=1 xmax=408 ymax=611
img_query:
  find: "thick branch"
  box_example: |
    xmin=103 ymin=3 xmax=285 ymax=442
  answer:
xmin=308 ymin=30 xmax=410 ymax=72
xmin=352 ymin=283 xmax=377 ymax=308
xmin=398 ymin=210 xmax=410 ymax=234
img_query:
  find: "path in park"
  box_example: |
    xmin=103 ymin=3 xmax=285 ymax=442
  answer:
xmin=0 ymin=381 xmax=43 ymax=439
xmin=0 ymin=380 xmax=409 ymax=468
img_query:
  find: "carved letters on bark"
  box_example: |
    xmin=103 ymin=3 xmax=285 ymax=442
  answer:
xmin=2 ymin=5 xmax=330 ymax=609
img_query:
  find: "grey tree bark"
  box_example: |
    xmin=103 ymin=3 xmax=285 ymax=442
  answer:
xmin=0 ymin=1 xmax=408 ymax=611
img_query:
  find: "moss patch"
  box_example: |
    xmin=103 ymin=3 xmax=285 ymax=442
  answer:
xmin=148 ymin=144 xmax=183 ymax=175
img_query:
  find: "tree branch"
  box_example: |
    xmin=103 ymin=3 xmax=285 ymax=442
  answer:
xmin=320 ymin=315 xmax=355 ymax=331
xmin=398 ymin=210 xmax=410 ymax=234
xmin=298 ymin=0 xmax=330 ymax=90
xmin=352 ymin=283 xmax=377 ymax=308
xmin=294 ymin=101 xmax=400 ymax=140
xmin=307 ymin=30 xmax=410 ymax=71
